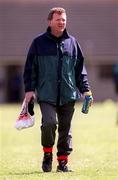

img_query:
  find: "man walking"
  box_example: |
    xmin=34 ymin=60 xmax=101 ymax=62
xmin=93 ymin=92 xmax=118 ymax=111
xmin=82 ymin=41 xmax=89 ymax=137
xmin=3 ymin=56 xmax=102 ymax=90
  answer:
xmin=23 ymin=7 xmax=93 ymax=172
xmin=112 ymin=61 xmax=118 ymax=124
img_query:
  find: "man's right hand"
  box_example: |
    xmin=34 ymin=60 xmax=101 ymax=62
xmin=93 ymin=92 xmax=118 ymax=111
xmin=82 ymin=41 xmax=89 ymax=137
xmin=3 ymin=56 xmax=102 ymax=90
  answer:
xmin=25 ymin=91 xmax=35 ymax=104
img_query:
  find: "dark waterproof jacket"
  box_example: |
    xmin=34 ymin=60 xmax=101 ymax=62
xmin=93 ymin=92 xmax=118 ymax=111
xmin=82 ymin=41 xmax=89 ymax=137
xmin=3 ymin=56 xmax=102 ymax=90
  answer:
xmin=24 ymin=27 xmax=90 ymax=105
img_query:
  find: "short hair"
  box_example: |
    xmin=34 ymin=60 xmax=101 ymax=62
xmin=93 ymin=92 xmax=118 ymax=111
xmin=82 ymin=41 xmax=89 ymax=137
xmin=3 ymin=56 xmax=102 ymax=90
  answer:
xmin=47 ymin=7 xmax=66 ymax=20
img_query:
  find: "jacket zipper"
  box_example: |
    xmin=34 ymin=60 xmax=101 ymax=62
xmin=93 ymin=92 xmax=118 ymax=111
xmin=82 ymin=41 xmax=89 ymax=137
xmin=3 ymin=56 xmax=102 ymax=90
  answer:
xmin=56 ymin=43 xmax=63 ymax=105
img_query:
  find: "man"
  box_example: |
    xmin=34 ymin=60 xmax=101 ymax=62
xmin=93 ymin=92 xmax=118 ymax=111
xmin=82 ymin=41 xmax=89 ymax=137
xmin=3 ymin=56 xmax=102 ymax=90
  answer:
xmin=112 ymin=61 xmax=118 ymax=124
xmin=112 ymin=61 xmax=118 ymax=95
xmin=24 ymin=7 xmax=93 ymax=172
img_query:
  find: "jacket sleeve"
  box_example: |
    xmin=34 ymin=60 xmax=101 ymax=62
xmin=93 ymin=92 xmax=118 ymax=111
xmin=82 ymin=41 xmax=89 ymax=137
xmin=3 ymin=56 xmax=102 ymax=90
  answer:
xmin=23 ymin=39 xmax=38 ymax=92
xmin=75 ymin=41 xmax=90 ymax=94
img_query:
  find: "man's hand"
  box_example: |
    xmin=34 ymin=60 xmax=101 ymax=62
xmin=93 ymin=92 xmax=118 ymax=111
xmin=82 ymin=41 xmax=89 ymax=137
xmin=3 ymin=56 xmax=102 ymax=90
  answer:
xmin=83 ymin=90 xmax=93 ymax=106
xmin=25 ymin=91 xmax=35 ymax=104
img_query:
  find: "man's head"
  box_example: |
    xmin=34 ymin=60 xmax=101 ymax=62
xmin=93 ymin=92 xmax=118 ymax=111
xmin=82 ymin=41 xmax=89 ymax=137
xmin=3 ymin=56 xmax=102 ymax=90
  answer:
xmin=48 ymin=7 xmax=67 ymax=37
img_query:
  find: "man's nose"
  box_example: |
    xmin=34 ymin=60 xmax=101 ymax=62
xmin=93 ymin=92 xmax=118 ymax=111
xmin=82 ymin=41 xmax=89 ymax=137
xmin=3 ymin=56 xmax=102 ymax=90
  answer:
xmin=59 ymin=19 xmax=65 ymax=23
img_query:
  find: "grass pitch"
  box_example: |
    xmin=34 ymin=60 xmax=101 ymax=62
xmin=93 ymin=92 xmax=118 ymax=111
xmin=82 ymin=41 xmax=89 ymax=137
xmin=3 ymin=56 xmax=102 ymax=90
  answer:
xmin=0 ymin=101 xmax=118 ymax=180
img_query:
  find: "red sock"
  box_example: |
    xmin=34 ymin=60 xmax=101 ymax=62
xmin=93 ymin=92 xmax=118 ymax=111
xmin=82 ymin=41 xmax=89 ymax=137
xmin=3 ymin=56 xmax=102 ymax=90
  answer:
xmin=43 ymin=147 xmax=53 ymax=153
xmin=57 ymin=155 xmax=68 ymax=162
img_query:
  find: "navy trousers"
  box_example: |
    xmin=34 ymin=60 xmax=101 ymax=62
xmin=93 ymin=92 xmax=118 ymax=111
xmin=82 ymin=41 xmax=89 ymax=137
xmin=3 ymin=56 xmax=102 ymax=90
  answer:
xmin=39 ymin=102 xmax=75 ymax=156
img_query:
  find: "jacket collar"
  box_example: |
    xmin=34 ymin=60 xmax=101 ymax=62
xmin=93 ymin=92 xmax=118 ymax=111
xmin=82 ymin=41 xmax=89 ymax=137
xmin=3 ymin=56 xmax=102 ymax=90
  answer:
xmin=46 ymin=26 xmax=70 ymax=42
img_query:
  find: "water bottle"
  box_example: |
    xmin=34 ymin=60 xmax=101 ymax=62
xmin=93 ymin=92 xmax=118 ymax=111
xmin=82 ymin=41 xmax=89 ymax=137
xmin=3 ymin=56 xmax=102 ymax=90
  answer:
xmin=82 ymin=93 xmax=92 ymax=114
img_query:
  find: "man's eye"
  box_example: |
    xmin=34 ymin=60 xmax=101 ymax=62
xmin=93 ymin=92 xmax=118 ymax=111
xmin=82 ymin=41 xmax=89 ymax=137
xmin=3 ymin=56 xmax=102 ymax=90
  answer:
xmin=56 ymin=19 xmax=65 ymax=22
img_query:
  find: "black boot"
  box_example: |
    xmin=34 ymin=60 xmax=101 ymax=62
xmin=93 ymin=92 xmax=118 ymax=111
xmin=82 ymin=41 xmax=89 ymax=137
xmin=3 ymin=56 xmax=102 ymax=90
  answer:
xmin=57 ymin=159 xmax=72 ymax=172
xmin=42 ymin=152 xmax=52 ymax=172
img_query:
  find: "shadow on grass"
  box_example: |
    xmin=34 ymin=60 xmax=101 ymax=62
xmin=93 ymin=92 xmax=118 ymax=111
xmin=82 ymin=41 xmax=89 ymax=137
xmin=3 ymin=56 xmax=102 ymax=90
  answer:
xmin=2 ymin=170 xmax=59 ymax=176
xmin=1 ymin=171 xmax=43 ymax=176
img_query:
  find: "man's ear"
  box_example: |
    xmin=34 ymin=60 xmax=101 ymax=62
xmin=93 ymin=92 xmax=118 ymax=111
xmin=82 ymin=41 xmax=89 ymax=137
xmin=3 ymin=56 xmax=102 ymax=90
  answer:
xmin=48 ymin=20 xmax=51 ymax=27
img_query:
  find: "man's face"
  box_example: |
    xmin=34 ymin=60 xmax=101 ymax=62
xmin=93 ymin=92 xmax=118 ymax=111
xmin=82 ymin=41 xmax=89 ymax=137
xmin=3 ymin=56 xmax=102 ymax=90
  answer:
xmin=48 ymin=13 xmax=67 ymax=36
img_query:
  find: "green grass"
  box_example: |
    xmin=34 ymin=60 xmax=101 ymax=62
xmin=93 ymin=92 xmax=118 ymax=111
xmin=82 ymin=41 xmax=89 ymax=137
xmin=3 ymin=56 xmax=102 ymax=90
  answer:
xmin=0 ymin=100 xmax=118 ymax=180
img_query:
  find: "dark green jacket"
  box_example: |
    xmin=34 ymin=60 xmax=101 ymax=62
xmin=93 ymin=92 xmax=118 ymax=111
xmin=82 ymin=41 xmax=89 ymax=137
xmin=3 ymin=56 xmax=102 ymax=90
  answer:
xmin=24 ymin=27 xmax=90 ymax=105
